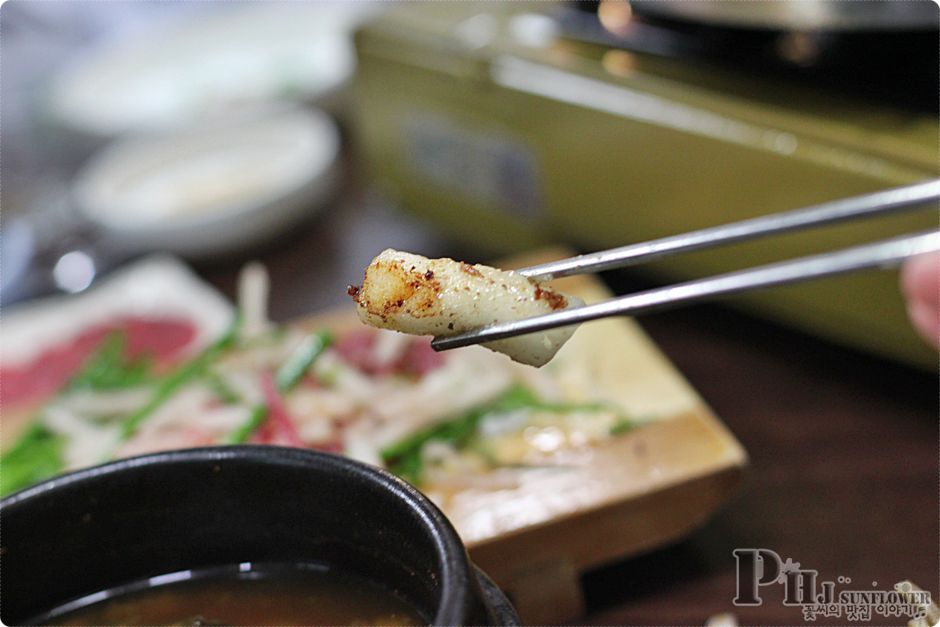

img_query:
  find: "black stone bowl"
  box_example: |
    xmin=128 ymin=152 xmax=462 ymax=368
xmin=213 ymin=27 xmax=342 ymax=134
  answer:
xmin=0 ymin=446 xmax=518 ymax=626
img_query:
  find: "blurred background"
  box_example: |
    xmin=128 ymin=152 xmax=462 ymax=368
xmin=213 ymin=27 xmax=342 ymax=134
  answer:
xmin=2 ymin=1 xmax=938 ymax=623
xmin=2 ymin=0 xmax=938 ymax=365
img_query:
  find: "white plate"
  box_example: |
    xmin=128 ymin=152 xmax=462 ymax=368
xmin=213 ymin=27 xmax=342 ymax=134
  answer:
xmin=47 ymin=2 xmax=378 ymax=138
xmin=72 ymin=108 xmax=340 ymax=258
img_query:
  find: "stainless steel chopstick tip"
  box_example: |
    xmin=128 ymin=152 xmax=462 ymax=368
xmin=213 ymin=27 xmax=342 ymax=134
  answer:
xmin=432 ymin=229 xmax=940 ymax=352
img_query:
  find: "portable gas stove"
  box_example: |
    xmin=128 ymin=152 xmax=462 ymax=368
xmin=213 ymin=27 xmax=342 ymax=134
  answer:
xmin=353 ymin=1 xmax=938 ymax=367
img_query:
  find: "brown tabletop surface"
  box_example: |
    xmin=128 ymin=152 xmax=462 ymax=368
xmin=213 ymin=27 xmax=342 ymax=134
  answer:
xmin=199 ymin=163 xmax=937 ymax=626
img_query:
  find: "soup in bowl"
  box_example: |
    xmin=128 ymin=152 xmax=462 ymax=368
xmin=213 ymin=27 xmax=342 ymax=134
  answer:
xmin=0 ymin=446 xmax=517 ymax=626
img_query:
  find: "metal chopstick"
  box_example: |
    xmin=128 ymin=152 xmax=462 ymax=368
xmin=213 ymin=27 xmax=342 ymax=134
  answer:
xmin=431 ymin=230 xmax=940 ymax=351
xmin=517 ymin=179 xmax=940 ymax=281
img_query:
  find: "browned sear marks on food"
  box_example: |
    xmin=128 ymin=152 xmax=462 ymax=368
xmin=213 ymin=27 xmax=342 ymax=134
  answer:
xmin=360 ymin=258 xmax=443 ymax=321
xmin=403 ymin=267 xmax=442 ymax=319
xmin=346 ymin=285 xmax=361 ymax=302
xmin=460 ymin=263 xmax=482 ymax=277
xmin=534 ymin=285 xmax=568 ymax=310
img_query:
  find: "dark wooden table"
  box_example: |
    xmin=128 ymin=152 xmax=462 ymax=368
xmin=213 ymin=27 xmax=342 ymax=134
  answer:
xmin=201 ymin=161 xmax=937 ymax=626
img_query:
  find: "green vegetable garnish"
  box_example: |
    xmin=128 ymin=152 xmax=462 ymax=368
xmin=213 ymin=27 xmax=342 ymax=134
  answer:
xmin=69 ymin=331 xmax=154 ymax=391
xmin=118 ymin=318 xmax=240 ymax=441
xmin=382 ymin=385 xmax=539 ymax=461
xmin=382 ymin=385 xmax=641 ymax=484
xmin=2 ymin=316 xmax=247 ymax=495
xmin=223 ymin=330 xmax=333 ymax=444
xmin=275 ymin=331 xmax=333 ymax=392
xmin=0 ymin=423 xmax=65 ymax=496
xmin=609 ymin=416 xmax=639 ymax=435
xmin=0 ymin=329 xmax=163 ymax=496
xmin=204 ymin=371 xmax=239 ymax=405
xmin=225 ymin=405 xmax=269 ymax=444
xmin=381 ymin=385 xmax=540 ymax=484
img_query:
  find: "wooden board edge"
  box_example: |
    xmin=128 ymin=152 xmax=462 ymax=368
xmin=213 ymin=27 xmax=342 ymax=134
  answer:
xmin=468 ymin=462 xmax=745 ymax=624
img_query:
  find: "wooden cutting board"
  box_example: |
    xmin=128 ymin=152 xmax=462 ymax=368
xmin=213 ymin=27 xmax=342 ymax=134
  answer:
xmin=305 ymin=248 xmax=747 ymax=623
xmin=5 ymin=250 xmax=746 ymax=623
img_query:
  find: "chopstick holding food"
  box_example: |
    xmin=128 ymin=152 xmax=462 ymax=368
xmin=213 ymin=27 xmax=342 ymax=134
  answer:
xmin=348 ymin=249 xmax=583 ymax=366
xmin=432 ymin=230 xmax=940 ymax=352
xmin=350 ymin=181 xmax=939 ymax=367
